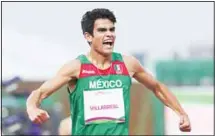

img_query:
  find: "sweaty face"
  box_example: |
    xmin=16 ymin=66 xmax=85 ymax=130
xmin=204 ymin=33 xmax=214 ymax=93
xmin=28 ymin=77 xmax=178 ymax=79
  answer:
xmin=86 ymin=19 xmax=116 ymax=56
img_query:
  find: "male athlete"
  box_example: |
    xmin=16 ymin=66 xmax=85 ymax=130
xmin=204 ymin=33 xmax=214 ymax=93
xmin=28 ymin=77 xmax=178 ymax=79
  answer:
xmin=26 ymin=8 xmax=191 ymax=135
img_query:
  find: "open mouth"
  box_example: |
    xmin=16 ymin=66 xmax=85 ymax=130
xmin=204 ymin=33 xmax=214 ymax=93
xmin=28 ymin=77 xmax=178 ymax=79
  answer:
xmin=103 ymin=42 xmax=113 ymax=46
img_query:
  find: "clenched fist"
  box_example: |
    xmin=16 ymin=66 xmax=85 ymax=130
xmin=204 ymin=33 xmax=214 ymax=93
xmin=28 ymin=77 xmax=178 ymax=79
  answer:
xmin=179 ymin=114 xmax=191 ymax=132
xmin=27 ymin=107 xmax=50 ymax=124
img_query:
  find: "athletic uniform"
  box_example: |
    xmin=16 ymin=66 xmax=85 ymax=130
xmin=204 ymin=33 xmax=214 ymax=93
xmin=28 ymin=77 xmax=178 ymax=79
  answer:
xmin=68 ymin=52 xmax=132 ymax=135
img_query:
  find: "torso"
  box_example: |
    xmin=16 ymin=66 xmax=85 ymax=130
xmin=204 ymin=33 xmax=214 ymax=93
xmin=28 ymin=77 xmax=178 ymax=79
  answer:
xmin=68 ymin=52 xmax=132 ymax=135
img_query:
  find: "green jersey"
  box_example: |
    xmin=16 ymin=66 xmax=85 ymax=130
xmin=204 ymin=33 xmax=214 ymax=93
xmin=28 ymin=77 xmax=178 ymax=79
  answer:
xmin=68 ymin=52 xmax=132 ymax=135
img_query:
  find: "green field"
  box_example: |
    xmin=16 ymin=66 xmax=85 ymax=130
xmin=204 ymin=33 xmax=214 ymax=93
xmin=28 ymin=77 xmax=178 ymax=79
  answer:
xmin=172 ymin=90 xmax=213 ymax=104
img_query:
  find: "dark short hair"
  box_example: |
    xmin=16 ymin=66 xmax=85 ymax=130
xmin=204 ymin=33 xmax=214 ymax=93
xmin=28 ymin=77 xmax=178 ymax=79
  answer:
xmin=81 ymin=8 xmax=116 ymax=36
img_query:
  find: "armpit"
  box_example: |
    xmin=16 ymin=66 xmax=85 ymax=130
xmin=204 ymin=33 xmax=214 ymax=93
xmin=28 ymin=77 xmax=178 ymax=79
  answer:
xmin=68 ymin=78 xmax=77 ymax=88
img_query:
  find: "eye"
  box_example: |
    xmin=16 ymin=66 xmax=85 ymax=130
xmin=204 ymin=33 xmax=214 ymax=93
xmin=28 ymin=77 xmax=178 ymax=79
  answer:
xmin=110 ymin=27 xmax=115 ymax=32
xmin=98 ymin=28 xmax=107 ymax=32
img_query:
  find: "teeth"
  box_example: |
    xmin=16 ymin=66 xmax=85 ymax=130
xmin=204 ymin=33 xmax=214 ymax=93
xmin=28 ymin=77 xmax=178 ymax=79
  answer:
xmin=103 ymin=42 xmax=112 ymax=45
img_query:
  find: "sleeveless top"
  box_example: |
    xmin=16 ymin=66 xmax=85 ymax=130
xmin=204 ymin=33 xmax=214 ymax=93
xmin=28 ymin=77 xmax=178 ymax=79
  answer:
xmin=68 ymin=52 xmax=132 ymax=135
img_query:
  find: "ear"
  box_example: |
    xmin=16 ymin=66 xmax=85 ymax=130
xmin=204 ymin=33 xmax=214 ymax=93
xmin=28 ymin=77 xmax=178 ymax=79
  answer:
xmin=84 ymin=32 xmax=93 ymax=43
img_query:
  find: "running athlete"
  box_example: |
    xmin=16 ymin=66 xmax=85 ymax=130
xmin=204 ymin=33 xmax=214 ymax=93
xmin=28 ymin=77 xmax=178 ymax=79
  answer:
xmin=26 ymin=8 xmax=191 ymax=135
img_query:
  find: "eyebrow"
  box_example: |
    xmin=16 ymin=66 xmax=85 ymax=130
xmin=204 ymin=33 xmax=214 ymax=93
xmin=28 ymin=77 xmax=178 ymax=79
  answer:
xmin=97 ymin=27 xmax=115 ymax=31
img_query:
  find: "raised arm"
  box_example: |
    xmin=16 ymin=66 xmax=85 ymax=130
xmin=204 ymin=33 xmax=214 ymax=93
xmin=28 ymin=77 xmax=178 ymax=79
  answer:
xmin=26 ymin=59 xmax=80 ymax=124
xmin=123 ymin=55 xmax=191 ymax=132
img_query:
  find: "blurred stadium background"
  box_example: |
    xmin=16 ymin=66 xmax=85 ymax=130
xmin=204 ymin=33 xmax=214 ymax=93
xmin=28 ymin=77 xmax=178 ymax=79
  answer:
xmin=1 ymin=2 xmax=214 ymax=135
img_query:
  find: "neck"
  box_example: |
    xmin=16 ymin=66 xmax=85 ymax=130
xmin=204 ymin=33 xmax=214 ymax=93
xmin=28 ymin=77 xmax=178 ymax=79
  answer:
xmin=87 ymin=49 xmax=112 ymax=69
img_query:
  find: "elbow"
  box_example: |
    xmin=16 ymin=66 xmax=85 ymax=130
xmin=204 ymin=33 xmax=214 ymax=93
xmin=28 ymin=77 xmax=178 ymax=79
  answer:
xmin=26 ymin=90 xmax=40 ymax=108
xmin=27 ymin=89 xmax=47 ymax=102
xmin=38 ymin=89 xmax=50 ymax=100
xmin=26 ymin=90 xmax=37 ymax=101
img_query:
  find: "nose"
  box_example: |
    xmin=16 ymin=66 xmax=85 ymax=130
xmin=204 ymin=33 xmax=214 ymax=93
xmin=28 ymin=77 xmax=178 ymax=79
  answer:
xmin=106 ymin=30 xmax=114 ymax=37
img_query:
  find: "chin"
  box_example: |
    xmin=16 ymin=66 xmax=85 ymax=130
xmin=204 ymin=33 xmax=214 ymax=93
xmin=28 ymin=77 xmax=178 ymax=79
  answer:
xmin=102 ymin=50 xmax=113 ymax=56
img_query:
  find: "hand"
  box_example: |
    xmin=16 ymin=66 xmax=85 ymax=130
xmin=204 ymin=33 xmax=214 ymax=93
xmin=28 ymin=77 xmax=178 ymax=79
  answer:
xmin=27 ymin=107 xmax=50 ymax=124
xmin=179 ymin=114 xmax=191 ymax=132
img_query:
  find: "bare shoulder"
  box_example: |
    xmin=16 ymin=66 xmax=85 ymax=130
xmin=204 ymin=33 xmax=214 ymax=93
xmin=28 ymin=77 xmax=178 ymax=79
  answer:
xmin=122 ymin=54 xmax=142 ymax=68
xmin=57 ymin=59 xmax=81 ymax=78
xmin=122 ymin=54 xmax=139 ymax=64
xmin=122 ymin=54 xmax=143 ymax=76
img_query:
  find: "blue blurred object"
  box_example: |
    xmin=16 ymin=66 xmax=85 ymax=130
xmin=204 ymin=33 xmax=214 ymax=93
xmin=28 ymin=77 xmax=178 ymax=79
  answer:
xmin=2 ymin=76 xmax=21 ymax=87
xmin=2 ymin=115 xmax=22 ymax=127
xmin=1 ymin=76 xmax=63 ymax=135
xmin=2 ymin=111 xmax=42 ymax=135
xmin=25 ymin=123 xmax=42 ymax=135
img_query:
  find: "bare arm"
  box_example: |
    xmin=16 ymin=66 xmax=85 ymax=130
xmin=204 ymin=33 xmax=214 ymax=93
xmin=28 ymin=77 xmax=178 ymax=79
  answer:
xmin=134 ymin=67 xmax=186 ymax=116
xmin=26 ymin=59 xmax=80 ymax=124
xmin=124 ymin=55 xmax=191 ymax=132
